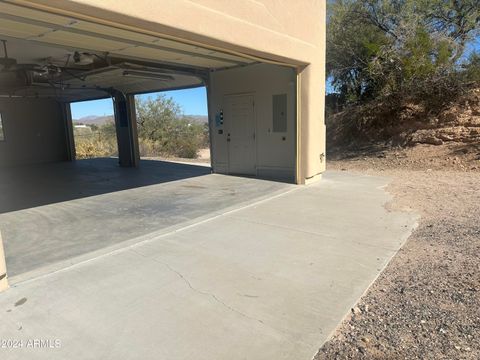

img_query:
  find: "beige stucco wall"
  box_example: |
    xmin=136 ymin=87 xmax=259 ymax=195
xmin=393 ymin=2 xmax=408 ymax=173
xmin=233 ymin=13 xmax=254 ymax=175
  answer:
xmin=0 ymin=98 xmax=69 ymax=167
xmin=17 ymin=0 xmax=326 ymax=183
xmin=209 ymin=63 xmax=296 ymax=181
xmin=24 ymin=0 xmax=323 ymax=64
xmin=298 ymin=63 xmax=327 ymax=184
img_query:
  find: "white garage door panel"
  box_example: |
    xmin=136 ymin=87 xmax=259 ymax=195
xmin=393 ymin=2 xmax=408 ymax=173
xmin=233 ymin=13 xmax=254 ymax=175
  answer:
xmin=116 ymin=46 xmax=185 ymax=62
xmin=73 ymin=21 xmax=159 ymax=44
xmin=0 ymin=19 xmax=50 ymax=39
xmin=39 ymin=31 xmax=131 ymax=51
xmin=0 ymin=2 xmax=71 ymax=26
xmin=0 ymin=3 xmax=256 ymax=70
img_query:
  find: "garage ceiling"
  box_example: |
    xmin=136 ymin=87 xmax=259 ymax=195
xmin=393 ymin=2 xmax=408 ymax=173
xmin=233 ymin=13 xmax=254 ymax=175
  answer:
xmin=0 ymin=2 xmax=257 ymax=101
xmin=0 ymin=2 xmax=253 ymax=69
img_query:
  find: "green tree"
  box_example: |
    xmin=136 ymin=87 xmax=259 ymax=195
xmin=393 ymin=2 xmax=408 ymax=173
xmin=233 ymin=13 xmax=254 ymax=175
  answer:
xmin=327 ymin=0 xmax=390 ymax=101
xmin=327 ymin=0 xmax=480 ymax=103
xmin=98 ymin=121 xmax=116 ymax=141
xmin=136 ymin=95 xmax=182 ymax=141
xmin=136 ymin=95 xmax=207 ymax=158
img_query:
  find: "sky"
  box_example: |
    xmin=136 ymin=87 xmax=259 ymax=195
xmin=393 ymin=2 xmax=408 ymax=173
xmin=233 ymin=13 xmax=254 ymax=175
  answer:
xmin=464 ymin=36 xmax=480 ymax=58
xmin=70 ymin=86 xmax=208 ymax=119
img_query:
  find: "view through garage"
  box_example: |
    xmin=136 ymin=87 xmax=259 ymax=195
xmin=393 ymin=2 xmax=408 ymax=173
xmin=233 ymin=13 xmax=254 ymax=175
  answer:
xmin=0 ymin=1 xmax=299 ymax=280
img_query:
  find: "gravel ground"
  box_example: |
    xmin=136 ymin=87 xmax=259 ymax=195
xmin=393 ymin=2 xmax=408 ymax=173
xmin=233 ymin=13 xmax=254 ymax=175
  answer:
xmin=315 ymin=144 xmax=480 ymax=359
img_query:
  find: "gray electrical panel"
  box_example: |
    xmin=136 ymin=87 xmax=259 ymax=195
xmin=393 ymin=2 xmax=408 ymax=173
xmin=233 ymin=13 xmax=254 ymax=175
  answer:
xmin=272 ymin=94 xmax=287 ymax=133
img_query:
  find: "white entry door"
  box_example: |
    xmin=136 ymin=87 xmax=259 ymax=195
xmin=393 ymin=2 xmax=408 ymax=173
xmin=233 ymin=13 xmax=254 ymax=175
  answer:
xmin=224 ymin=95 xmax=256 ymax=175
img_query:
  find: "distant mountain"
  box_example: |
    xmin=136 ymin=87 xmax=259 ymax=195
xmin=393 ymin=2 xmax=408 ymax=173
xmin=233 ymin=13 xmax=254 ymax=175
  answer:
xmin=73 ymin=115 xmax=114 ymax=126
xmin=73 ymin=114 xmax=208 ymax=126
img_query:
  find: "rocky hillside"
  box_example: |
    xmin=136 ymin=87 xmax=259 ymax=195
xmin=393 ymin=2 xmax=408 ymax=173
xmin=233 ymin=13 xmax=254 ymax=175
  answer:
xmin=327 ymin=87 xmax=480 ymax=151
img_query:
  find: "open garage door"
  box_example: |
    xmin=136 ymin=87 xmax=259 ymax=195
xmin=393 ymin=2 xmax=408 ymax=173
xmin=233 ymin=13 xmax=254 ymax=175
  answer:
xmin=0 ymin=0 xmax=300 ymax=180
xmin=0 ymin=1 xmax=297 ymax=180
xmin=0 ymin=1 xmax=255 ymax=71
xmin=0 ymin=0 xmax=257 ymax=169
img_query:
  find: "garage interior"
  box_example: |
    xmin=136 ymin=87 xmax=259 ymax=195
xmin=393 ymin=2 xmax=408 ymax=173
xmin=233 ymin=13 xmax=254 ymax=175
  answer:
xmin=0 ymin=2 xmax=298 ymax=279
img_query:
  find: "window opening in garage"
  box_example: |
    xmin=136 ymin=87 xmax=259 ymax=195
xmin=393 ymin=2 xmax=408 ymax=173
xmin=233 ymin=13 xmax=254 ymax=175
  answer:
xmin=135 ymin=87 xmax=210 ymax=164
xmin=70 ymin=98 xmax=117 ymax=159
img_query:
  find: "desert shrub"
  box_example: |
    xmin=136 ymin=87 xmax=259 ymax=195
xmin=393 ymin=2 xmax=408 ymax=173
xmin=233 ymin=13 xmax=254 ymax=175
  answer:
xmin=75 ymin=137 xmax=117 ymax=158
xmin=97 ymin=121 xmax=117 ymax=141
xmin=136 ymin=95 xmax=208 ymax=158
xmin=461 ymin=52 xmax=480 ymax=84
xmin=138 ymin=121 xmax=206 ymax=158
xmin=138 ymin=138 xmax=162 ymax=157
xmin=74 ymin=96 xmax=209 ymax=159
xmin=74 ymin=122 xmax=117 ymax=159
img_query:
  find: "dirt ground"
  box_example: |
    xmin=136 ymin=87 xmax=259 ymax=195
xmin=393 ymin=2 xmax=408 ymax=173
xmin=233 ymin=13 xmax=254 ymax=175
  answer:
xmin=142 ymin=148 xmax=211 ymax=164
xmin=315 ymin=142 xmax=480 ymax=359
xmin=150 ymin=142 xmax=480 ymax=358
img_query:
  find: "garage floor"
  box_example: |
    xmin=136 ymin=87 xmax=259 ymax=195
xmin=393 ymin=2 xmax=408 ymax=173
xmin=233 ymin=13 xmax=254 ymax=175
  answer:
xmin=0 ymin=158 xmax=290 ymax=279
xmin=0 ymin=169 xmax=418 ymax=360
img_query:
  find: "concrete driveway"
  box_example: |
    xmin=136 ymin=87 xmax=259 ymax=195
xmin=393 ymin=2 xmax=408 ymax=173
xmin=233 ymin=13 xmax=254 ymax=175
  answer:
xmin=0 ymin=171 xmax=417 ymax=360
xmin=0 ymin=159 xmax=289 ymax=279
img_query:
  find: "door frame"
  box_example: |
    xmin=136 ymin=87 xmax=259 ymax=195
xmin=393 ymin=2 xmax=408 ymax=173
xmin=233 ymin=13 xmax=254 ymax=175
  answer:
xmin=223 ymin=92 xmax=257 ymax=176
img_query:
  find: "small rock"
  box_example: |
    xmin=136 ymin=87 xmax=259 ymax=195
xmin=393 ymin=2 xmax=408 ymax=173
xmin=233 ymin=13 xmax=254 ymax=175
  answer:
xmin=352 ymin=306 xmax=362 ymax=315
xmin=424 ymin=137 xmax=443 ymax=146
